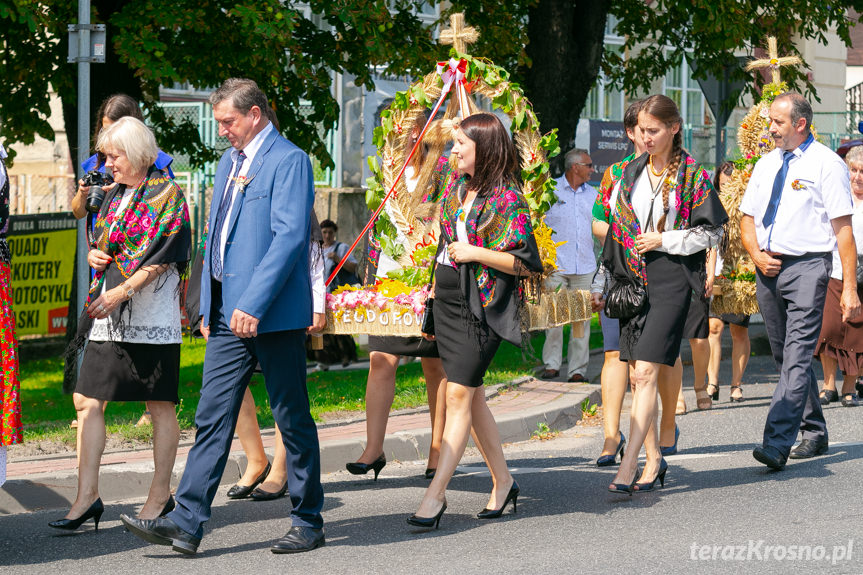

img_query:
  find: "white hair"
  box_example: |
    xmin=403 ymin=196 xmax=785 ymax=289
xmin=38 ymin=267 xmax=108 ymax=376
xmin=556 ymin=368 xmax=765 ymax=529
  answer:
xmin=96 ymin=116 xmax=159 ymax=173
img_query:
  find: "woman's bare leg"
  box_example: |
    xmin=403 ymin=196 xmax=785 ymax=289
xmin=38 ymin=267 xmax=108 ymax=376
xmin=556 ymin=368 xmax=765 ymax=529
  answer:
xmin=68 ymin=393 xmax=106 ymax=518
xmin=611 ymin=361 xmax=662 ymax=486
xmin=658 ymin=358 xmax=681 ymax=448
xmin=415 ymin=381 xmax=476 ymax=518
xmin=600 ymin=350 xmax=629 ymax=455
xmin=421 ymin=357 xmax=447 ymax=470
xmin=138 ymin=400 xmax=179 ymax=519
xmin=357 ymin=351 xmax=399 ymax=464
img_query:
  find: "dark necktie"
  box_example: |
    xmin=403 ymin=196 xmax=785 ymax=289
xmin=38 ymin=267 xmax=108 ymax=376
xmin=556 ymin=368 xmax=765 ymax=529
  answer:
xmin=762 ymin=151 xmax=793 ymax=228
xmin=211 ymin=151 xmax=246 ymax=280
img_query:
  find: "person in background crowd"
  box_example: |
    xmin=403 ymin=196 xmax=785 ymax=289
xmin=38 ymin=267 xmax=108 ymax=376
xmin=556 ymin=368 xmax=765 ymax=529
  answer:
xmin=591 ymin=99 xmax=642 ymax=466
xmin=314 ymin=219 xmax=358 ymax=369
xmin=742 ymin=92 xmax=860 ymax=471
xmin=816 ymin=144 xmax=863 ymax=407
xmin=706 ymin=161 xmax=750 ymax=405
xmin=541 ymin=148 xmax=597 ymax=382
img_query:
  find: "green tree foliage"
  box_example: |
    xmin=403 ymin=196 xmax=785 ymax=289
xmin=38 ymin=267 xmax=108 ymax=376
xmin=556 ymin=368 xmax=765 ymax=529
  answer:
xmin=1 ymin=0 xmax=437 ymax=168
xmin=2 ymin=1 xmax=863 ymax=171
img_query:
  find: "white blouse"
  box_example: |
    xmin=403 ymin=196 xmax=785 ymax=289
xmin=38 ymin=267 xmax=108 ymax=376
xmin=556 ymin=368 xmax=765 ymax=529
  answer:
xmin=437 ymin=193 xmax=475 ymax=266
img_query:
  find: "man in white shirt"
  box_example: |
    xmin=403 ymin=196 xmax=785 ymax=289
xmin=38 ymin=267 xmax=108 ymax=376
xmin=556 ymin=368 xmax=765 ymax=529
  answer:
xmin=541 ymin=148 xmax=597 ymax=381
xmin=741 ymin=92 xmax=861 ymax=470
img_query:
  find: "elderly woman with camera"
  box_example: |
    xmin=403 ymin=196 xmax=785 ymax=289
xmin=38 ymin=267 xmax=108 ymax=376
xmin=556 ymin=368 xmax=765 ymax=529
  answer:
xmin=50 ymin=116 xmax=191 ymax=532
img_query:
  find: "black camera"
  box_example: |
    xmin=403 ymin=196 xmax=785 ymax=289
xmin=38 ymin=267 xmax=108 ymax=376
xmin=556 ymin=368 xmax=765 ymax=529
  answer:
xmin=81 ymin=170 xmax=114 ymax=214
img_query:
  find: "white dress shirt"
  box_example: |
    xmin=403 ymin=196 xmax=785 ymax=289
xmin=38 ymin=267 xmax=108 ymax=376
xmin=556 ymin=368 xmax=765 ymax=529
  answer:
xmin=310 ymin=240 xmax=325 ymax=313
xmin=740 ymin=136 xmax=853 ymax=255
xmin=217 ymin=121 xmax=274 ymax=271
xmin=544 ymin=176 xmax=597 ymax=274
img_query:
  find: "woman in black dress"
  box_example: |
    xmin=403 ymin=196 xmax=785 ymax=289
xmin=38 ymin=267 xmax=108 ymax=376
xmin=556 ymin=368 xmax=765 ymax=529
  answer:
xmin=408 ymin=113 xmax=542 ymax=528
xmin=604 ymin=95 xmax=727 ymax=494
xmin=51 ymin=117 xmax=191 ymax=530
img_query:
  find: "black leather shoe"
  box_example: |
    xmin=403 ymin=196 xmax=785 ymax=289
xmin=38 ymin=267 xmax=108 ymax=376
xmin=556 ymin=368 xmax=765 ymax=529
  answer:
xmin=752 ymin=445 xmax=787 ymax=470
xmin=227 ymin=462 xmax=272 ymax=499
xmin=250 ymin=482 xmax=289 ymax=501
xmin=789 ymin=439 xmax=829 ymax=459
xmin=270 ymin=526 xmax=325 ymax=554
xmin=120 ymin=515 xmax=201 ymax=555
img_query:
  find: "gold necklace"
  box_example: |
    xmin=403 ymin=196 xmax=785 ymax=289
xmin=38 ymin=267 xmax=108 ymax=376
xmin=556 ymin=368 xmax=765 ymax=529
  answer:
xmin=648 ymin=155 xmax=667 ymax=178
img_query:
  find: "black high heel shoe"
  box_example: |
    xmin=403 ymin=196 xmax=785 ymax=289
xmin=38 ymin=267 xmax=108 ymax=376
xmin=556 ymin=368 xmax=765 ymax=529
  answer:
xmin=477 ymin=481 xmax=519 ymax=518
xmin=608 ymin=467 xmax=640 ymax=496
xmin=407 ymin=501 xmax=447 ymax=530
xmin=596 ymin=432 xmax=626 ymax=467
xmin=345 ymin=454 xmax=386 ymax=481
xmin=634 ymin=458 xmax=668 ymax=492
xmin=159 ymin=495 xmax=175 ymax=517
xmin=49 ymin=498 xmax=105 ymax=532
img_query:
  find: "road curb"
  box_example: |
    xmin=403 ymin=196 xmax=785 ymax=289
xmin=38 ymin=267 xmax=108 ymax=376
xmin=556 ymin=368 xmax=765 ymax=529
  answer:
xmin=0 ymin=382 xmax=600 ymax=516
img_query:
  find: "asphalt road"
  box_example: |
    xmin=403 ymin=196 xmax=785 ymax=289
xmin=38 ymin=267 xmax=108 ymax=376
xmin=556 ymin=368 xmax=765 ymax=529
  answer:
xmin=3 ymin=354 xmax=863 ymax=574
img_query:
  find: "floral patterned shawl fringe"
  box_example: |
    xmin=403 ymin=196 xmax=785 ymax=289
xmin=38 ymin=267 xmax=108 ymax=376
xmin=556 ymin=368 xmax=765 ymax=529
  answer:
xmin=436 ymin=160 xmax=542 ymax=347
xmin=69 ymin=167 xmax=191 ymax=353
xmin=595 ymin=152 xmax=636 ymax=223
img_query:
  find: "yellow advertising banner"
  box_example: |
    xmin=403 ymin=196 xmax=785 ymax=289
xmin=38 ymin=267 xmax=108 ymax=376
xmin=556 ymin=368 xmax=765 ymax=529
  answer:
xmin=7 ymin=214 xmax=77 ymax=336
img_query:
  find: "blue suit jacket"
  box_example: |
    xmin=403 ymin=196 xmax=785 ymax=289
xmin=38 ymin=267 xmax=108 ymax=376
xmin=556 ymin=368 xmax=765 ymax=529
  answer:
xmin=200 ymin=128 xmax=314 ymax=333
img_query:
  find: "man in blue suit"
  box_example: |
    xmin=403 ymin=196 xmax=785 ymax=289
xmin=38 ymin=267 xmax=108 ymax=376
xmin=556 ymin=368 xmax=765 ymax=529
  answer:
xmin=122 ymin=78 xmax=324 ymax=554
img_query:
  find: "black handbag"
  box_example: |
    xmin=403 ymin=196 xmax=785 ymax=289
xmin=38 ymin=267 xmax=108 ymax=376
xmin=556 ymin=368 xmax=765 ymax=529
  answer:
xmin=856 ymin=254 xmax=863 ymax=285
xmin=421 ymin=296 xmax=435 ymax=335
xmin=603 ymin=275 xmax=647 ymax=319
xmin=601 ymin=177 xmax=663 ymax=319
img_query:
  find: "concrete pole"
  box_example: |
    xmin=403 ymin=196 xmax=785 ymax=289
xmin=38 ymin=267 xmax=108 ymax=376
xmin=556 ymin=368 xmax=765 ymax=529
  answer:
xmin=75 ymin=0 xmax=90 ymax=370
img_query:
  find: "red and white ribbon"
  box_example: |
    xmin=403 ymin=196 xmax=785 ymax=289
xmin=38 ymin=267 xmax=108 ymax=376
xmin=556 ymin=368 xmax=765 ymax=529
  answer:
xmin=325 ymin=59 xmax=471 ymax=287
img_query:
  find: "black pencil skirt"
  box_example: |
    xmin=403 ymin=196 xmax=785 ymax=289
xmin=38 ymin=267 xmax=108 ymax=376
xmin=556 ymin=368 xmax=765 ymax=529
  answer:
xmin=433 ymin=264 xmax=502 ymax=387
xmin=367 ymin=336 xmax=440 ymax=358
xmin=76 ymin=340 xmax=180 ymax=403
xmin=621 ymin=251 xmax=702 ymax=366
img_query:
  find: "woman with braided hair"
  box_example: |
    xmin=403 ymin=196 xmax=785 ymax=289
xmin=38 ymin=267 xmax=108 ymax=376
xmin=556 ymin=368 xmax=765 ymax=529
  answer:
xmin=604 ymin=95 xmax=727 ymax=494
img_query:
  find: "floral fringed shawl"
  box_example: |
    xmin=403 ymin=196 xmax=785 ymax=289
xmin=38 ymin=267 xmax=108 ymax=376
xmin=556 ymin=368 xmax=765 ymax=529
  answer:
xmin=593 ymin=152 xmax=636 ymax=223
xmin=605 ymin=151 xmax=726 ymax=286
xmin=436 ymin=160 xmax=542 ymax=346
xmin=71 ymin=167 xmax=191 ymax=350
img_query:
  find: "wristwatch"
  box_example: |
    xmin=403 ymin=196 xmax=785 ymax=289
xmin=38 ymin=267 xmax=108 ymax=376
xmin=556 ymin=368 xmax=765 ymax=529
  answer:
xmin=122 ymin=282 xmax=135 ymax=300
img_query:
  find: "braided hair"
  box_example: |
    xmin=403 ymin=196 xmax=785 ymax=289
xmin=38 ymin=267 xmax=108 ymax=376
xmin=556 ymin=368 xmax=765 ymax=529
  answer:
xmin=640 ymin=95 xmax=684 ymax=231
